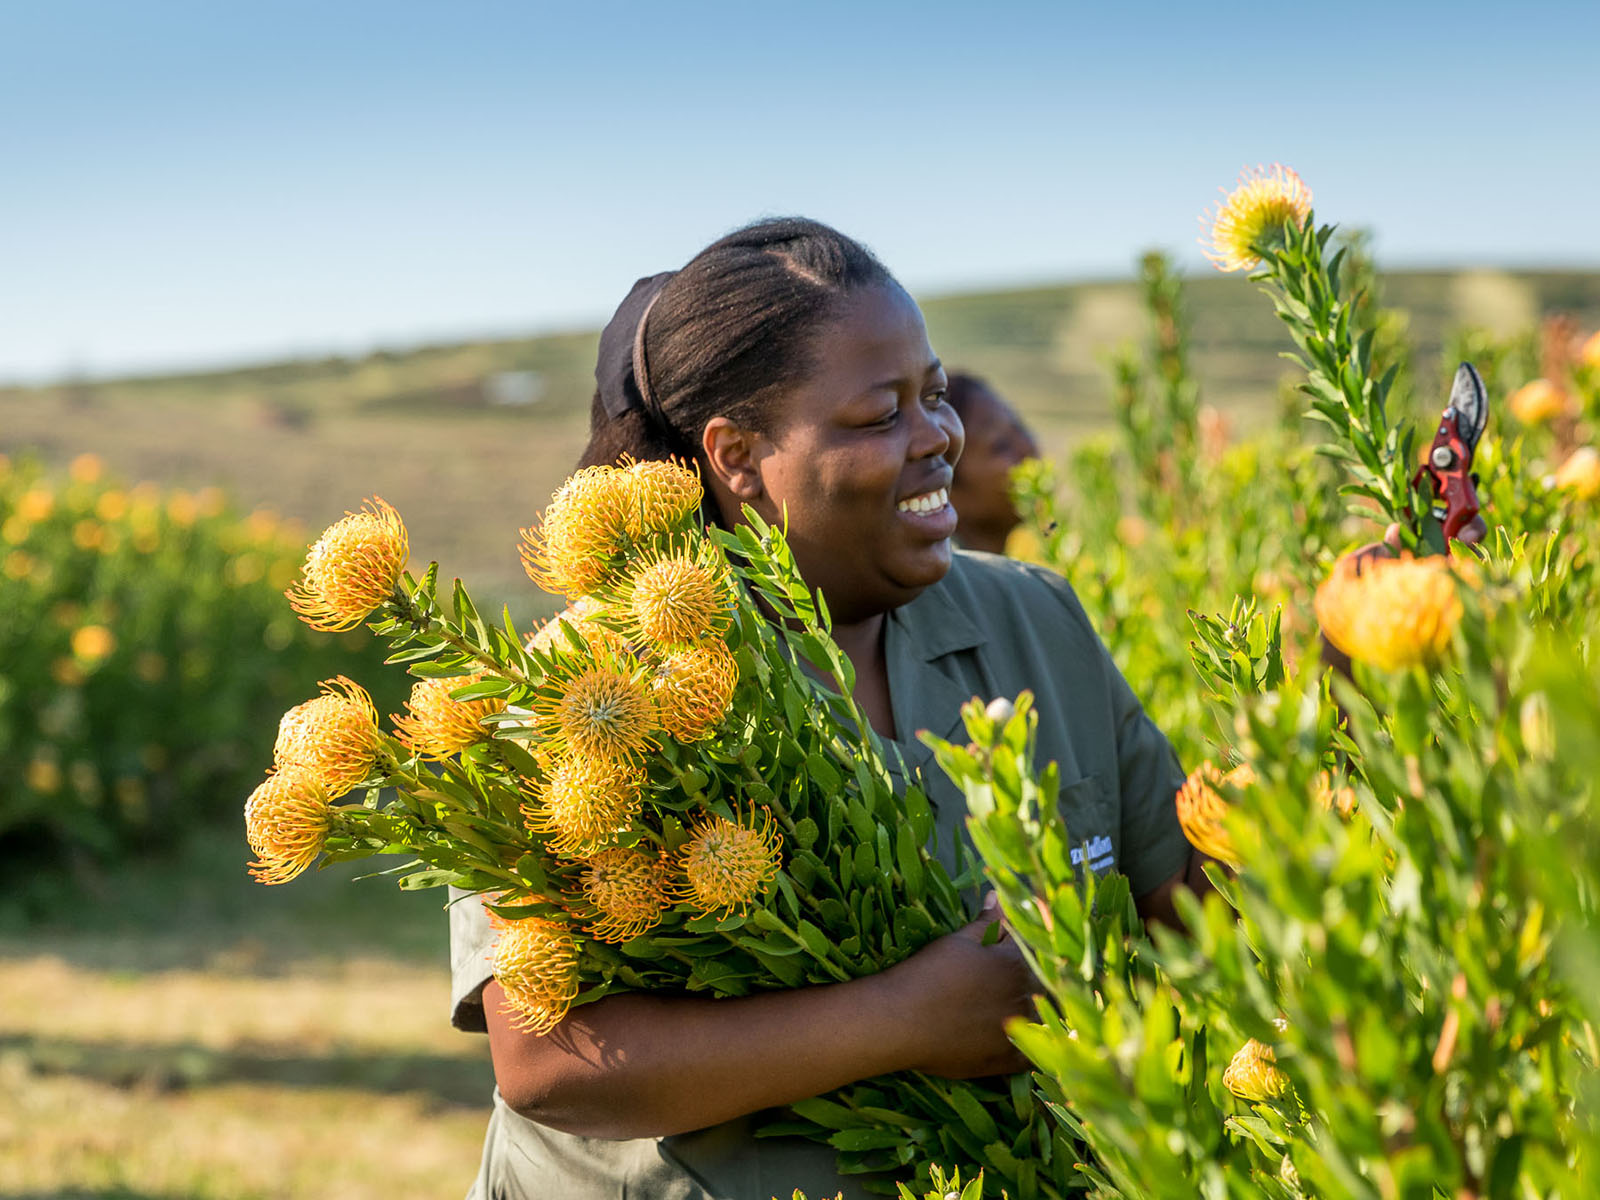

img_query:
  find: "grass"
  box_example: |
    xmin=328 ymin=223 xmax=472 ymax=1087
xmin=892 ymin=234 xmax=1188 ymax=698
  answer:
xmin=0 ymin=827 xmax=496 ymax=1199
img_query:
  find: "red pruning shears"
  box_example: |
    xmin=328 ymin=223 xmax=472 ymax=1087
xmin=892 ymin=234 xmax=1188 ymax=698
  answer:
xmin=1412 ymin=362 xmax=1489 ymax=548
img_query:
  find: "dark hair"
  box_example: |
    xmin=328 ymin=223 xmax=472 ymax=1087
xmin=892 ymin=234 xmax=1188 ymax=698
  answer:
xmin=579 ymin=217 xmax=894 ymax=469
xmin=943 ymin=371 xmax=993 ymax=422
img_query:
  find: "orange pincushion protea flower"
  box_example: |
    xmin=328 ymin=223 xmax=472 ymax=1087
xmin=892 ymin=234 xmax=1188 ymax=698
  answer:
xmin=520 ymin=467 xmax=634 ymax=599
xmin=1580 ymin=330 xmax=1600 ymax=369
xmin=1223 ymin=1039 xmax=1290 ymax=1102
xmin=245 ymin=767 xmax=333 ymax=885
xmin=620 ymin=457 xmax=703 ymax=537
xmin=392 ymin=671 xmax=507 ymax=759
xmin=1553 ymin=446 xmax=1600 ymax=500
xmin=1508 ymin=379 xmax=1570 ymax=426
xmin=489 ymin=910 xmax=581 ymax=1034
xmin=577 ymin=845 xmax=673 ymax=942
xmin=524 ymin=754 xmax=645 ymax=858
xmin=1314 ymin=552 xmax=1465 ymax=671
xmin=652 ymin=641 xmax=740 ymax=742
xmin=1313 ymin=770 xmax=1358 ymax=818
xmin=676 ymin=806 xmax=781 ymax=918
xmin=1201 ymin=164 xmax=1313 ymax=272
xmin=274 ymin=675 xmax=383 ymax=797
xmin=607 ymin=541 xmax=734 ymax=649
xmin=287 ymin=497 xmax=409 ymax=631
xmin=1175 ymin=761 xmax=1254 ymax=866
xmin=534 ymin=655 xmax=657 ymax=765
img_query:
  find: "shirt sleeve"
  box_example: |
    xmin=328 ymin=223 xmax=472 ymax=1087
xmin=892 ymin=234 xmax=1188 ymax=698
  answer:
xmin=449 ymin=885 xmax=497 ymax=1033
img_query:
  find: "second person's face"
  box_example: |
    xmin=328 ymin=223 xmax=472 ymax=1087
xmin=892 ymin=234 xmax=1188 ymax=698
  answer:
xmin=738 ymin=282 xmax=964 ymax=623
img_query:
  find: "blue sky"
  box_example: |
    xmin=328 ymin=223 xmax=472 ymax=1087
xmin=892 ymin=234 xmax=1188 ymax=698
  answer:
xmin=3 ymin=0 xmax=1597 ymax=381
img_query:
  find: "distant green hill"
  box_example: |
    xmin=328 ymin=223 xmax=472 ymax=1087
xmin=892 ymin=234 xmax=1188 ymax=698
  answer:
xmin=4 ymin=267 xmax=1597 ymax=609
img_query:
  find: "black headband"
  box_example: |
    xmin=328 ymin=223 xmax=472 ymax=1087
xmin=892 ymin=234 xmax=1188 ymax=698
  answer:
xmin=596 ymin=271 xmax=676 ymax=421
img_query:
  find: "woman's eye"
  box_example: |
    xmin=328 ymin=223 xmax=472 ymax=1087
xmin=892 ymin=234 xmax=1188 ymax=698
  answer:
xmin=925 ymin=388 xmax=948 ymax=407
xmin=869 ymin=408 xmax=899 ymax=426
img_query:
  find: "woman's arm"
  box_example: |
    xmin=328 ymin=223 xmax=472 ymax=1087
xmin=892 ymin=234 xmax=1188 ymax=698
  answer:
xmin=1134 ymin=847 xmax=1216 ymax=930
xmin=486 ymin=901 xmax=1033 ymax=1139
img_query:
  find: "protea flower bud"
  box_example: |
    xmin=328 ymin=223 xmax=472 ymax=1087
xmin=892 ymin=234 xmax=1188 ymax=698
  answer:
xmin=577 ymin=845 xmax=673 ymax=942
xmin=1175 ymin=760 xmax=1254 ymax=867
xmin=1223 ymin=1039 xmax=1290 ymax=1102
xmin=651 ymin=642 xmax=740 ymax=742
xmin=489 ymin=911 xmax=581 ymax=1034
xmin=1314 ymin=552 xmax=1465 ymax=671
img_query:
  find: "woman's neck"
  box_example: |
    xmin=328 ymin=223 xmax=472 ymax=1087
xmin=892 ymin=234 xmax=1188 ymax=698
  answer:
xmin=831 ymin=612 xmax=895 ymax=740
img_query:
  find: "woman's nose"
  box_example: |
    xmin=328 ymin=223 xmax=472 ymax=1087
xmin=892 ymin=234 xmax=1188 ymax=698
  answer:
xmin=914 ymin=404 xmax=963 ymax=462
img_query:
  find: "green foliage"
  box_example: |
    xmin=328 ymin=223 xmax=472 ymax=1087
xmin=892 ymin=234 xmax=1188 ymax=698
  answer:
xmin=0 ymin=454 xmax=399 ymax=864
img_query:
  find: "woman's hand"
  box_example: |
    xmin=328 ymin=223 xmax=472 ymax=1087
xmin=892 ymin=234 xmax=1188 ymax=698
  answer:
xmin=876 ymin=894 xmax=1036 ymax=1079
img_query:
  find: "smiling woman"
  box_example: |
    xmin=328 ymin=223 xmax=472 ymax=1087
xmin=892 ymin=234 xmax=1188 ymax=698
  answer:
xmin=448 ymin=218 xmax=1202 ymax=1200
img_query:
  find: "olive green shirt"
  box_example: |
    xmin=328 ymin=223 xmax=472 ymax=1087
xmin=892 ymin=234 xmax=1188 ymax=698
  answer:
xmin=449 ymin=550 xmax=1191 ymax=1200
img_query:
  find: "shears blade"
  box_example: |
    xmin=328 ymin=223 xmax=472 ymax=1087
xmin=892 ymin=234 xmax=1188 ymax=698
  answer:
xmin=1448 ymin=362 xmax=1488 ymax=453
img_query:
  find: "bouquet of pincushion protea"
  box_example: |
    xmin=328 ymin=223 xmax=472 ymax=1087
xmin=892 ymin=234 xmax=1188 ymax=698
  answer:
xmin=242 ymin=460 xmax=1077 ymax=1199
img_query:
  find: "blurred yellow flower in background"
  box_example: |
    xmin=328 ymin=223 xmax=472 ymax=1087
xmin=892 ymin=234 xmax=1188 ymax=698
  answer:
xmin=1223 ymin=1039 xmax=1290 ymax=1102
xmin=1202 ymin=164 xmax=1313 ymax=272
xmin=245 ymin=767 xmax=333 ymax=885
xmin=525 ymin=753 xmax=645 ymax=858
xmin=677 ymin=806 xmax=781 ymax=918
xmin=1552 ymin=446 xmax=1600 ymax=499
xmin=1508 ymin=379 xmax=1570 ymax=425
xmin=1579 ymin=329 xmax=1600 ymax=368
xmin=18 ymin=489 xmax=54 ymax=523
xmin=68 ymin=453 xmax=104 ymax=485
xmin=286 ymin=497 xmax=410 ymax=631
xmin=71 ymin=624 xmax=117 ymax=664
xmin=274 ymin=675 xmax=384 ymax=797
xmin=490 ymin=911 xmax=581 ymax=1034
xmin=651 ymin=642 xmax=740 ymax=742
xmin=578 ymin=845 xmax=673 ymax=942
xmin=1315 ymin=553 xmax=1465 ymax=670
xmin=26 ymin=757 xmax=63 ymax=795
xmin=1175 ymin=760 xmax=1253 ymax=866
xmin=392 ymin=671 xmax=506 ymax=759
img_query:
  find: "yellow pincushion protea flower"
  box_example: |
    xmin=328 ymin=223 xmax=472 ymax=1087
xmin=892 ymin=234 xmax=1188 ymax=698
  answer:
xmin=524 ymin=754 xmax=646 ymax=858
xmin=652 ymin=641 xmax=740 ymax=742
xmin=1552 ymin=446 xmax=1600 ymax=500
xmin=534 ymin=655 xmax=658 ymax=765
xmin=287 ymin=497 xmax=409 ymax=631
xmin=392 ymin=671 xmax=507 ymax=759
xmin=1314 ymin=552 xmax=1465 ymax=671
xmin=520 ymin=466 xmax=634 ymax=599
xmin=605 ymin=541 xmax=734 ymax=649
xmin=577 ymin=845 xmax=673 ymax=942
xmin=245 ymin=767 xmax=333 ymax=885
xmin=274 ymin=675 xmax=384 ymax=797
xmin=1202 ymin=164 xmax=1313 ymax=272
xmin=676 ymin=806 xmax=782 ymax=918
xmin=1175 ymin=761 xmax=1254 ymax=866
xmin=621 ymin=456 xmax=703 ymax=537
xmin=1508 ymin=379 xmax=1570 ymax=426
xmin=489 ymin=910 xmax=581 ymax=1034
xmin=1223 ymin=1039 xmax=1291 ymax=1102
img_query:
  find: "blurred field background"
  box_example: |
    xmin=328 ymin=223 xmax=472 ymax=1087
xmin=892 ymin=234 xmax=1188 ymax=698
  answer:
xmin=5 ymin=264 xmax=1600 ymax=1198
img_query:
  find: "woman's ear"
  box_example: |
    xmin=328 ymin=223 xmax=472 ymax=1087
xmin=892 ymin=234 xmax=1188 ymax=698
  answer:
xmin=701 ymin=417 xmax=768 ymax=504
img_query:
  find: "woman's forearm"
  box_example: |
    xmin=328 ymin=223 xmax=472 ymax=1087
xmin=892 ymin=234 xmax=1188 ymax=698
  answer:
xmin=484 ymin=971 xmax=919 ymax=1139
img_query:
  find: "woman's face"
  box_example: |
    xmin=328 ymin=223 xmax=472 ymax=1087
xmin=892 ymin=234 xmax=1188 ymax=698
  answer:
xmin=949 ymin=383 xmax=1040 ymax=543
xmin=708 ymin=282 xmax=964 ymax=624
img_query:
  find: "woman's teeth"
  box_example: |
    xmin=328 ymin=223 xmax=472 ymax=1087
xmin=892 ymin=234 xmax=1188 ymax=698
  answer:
xmin=896 ymin=487 xmax=949 ymax=514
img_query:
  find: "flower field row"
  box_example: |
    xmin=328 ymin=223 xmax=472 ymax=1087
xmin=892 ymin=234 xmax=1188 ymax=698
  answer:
xmin=0 ymin=454 xmax=400 ymax=867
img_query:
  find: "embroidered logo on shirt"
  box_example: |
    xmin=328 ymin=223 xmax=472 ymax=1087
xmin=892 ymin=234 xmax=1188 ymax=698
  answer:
xmin=1069 ymin=834 xmax=1116 ymax=874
